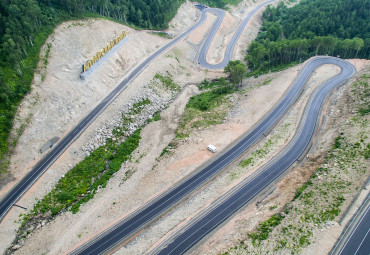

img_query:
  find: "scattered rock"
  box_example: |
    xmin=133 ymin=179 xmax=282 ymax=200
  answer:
xmin=11 ymin=244 xmax=21 ymax=250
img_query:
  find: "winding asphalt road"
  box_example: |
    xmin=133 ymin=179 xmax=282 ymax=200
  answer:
xmin=1 ymin=2 xmax=357 ymax=255
xmin=69 ymin=57 xmax=355 ymax=255
xmin=198 ymin=0 xmax=275 ymax=69
xmin=0 ymin=1 xmax=259 ymax=222
xmin=67 ymin=2 xmax=355 ymax=254
xmin=154 ymin=57 xmax=355 ymax=254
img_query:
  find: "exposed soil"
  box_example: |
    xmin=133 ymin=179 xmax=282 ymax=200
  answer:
xmin=187 ymin=60 xmax=369 ymax=255
xmin=1 ymin=0 xmax=365 ymax=254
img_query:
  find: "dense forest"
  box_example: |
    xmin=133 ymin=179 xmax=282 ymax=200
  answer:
xmin=246 ymin=0 xmax=370 ymax=71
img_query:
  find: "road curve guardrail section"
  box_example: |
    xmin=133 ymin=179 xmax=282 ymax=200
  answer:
xmin=154 ymin=57 xmax=356 ymax=255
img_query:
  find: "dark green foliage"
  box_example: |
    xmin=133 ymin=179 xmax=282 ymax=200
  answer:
xmin=333 ymin=136 xmax=344 ymax=149
xmin=187 ymin=85 xmax=232 ymax=111
xmin=246 ymin=0 xmax=370 ymax=72
xmin=224 ymin=60 xmax=247 ymax=86
xmin=358 ymin=107 xmax=370 ymax=116
xmin=293 ymin=180 xmax=312 ymax=200
xmin=24 ymin=129 xmax=141 ymax=224
xmin=198 ymin=77 xmax=228 ymax=90
xmin=131 ymin=98 xmax=151 ymax=114
xmin=160 ymin=141 xmax=177 ymax=157
xmin=154 ymin=72 xmax=180 ymax=91
xmin=193 ymin=0 xmax=242 ymax=9
xmin=148 ymin=111 xmax=161 ymax=123
xmin=364 ymin=144 xmax=370 ymax=160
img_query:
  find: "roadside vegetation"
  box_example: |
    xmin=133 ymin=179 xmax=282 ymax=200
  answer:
xmin=175 ymin=62 xmax=245 ymax=139
xmin=175 ymin=78 xmax=234 ymax=139
xmin=11 ymin=71 xmax=178 ymax=249
xmin=245 ymin=0 xmax=369 ymax=75
xmin=153 ymin=72 xmax=181 ymax=92
xmin=223 ymin=73 xmax=369 ymax=254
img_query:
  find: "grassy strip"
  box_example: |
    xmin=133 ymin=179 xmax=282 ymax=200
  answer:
xmin=229 ymin=123 xmax=290 ymax=181
xmin=20 ymin=129 xmax=141 ymax=230
xmin=150 ymin=32 xmax=172 ymax=39
xmin=148 ymin=111 xmax=162 ymax=123
xmin=17 ymin=73 xmax=171 ymax=237
xmin=248 ymin=213 xmax=285 ymax=246
xmin=160 ymin=141 xmax=179 ymax=157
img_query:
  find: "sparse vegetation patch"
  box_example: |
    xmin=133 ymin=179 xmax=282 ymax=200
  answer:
xmin=176 ymin=78 xmax=235 ymax=139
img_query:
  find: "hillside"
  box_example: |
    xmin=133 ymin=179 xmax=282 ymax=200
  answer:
xmin=0 ymin=0 xmax=368 ymax=254
xmin=0 ymin=0 xmax=196 ymax=182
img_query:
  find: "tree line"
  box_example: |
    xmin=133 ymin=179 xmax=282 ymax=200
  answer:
xmin=0 ymin=0 xmax=185 ymax=70
xmin=245 ymin=0 xmax=369 ymax=71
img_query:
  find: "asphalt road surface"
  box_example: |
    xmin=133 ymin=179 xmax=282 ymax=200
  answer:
xmin=69 ymin=56 xmax=354 ymax=254
xmin=155 ymin=57 xmax=355 ymax=255
xmin=0 ymin=1 xmax=213 ymax=222
xmin=0 ymin=0 xmax=277 ymax=224
xmin=0 ymin=2 xmax=357 ymax=255
xmin=198 ymin=0 xmax=276 ymax=69
xmin=330 ymin=193 xmax=370 ymax=255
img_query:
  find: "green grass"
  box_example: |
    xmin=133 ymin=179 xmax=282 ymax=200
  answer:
xmin=197 ymin=78 xmax=228 ymax=91
xmin=148 ymin=111 xmax=161 ymax=123
xmin=175 ymin=79 xmax=235 ymax=139
xmin=248 ymin=213 xmax=285 ymax=246
xmin=154 ymin=72 xmax=180 ymax=92
xmin=131 ymin=98 xmax=151 ymax=115
xmin=19 ymin=129 xmax=141 ymax=235
xmin=150 ymin=31 xmax=172 ymax=39
xmin=186 ymin=86 xmax=233 ymax=111
xmin=32 ymin=130 xmax=140 ymax=216
xmin=160 ymin=141 xmax=178 ymax=157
